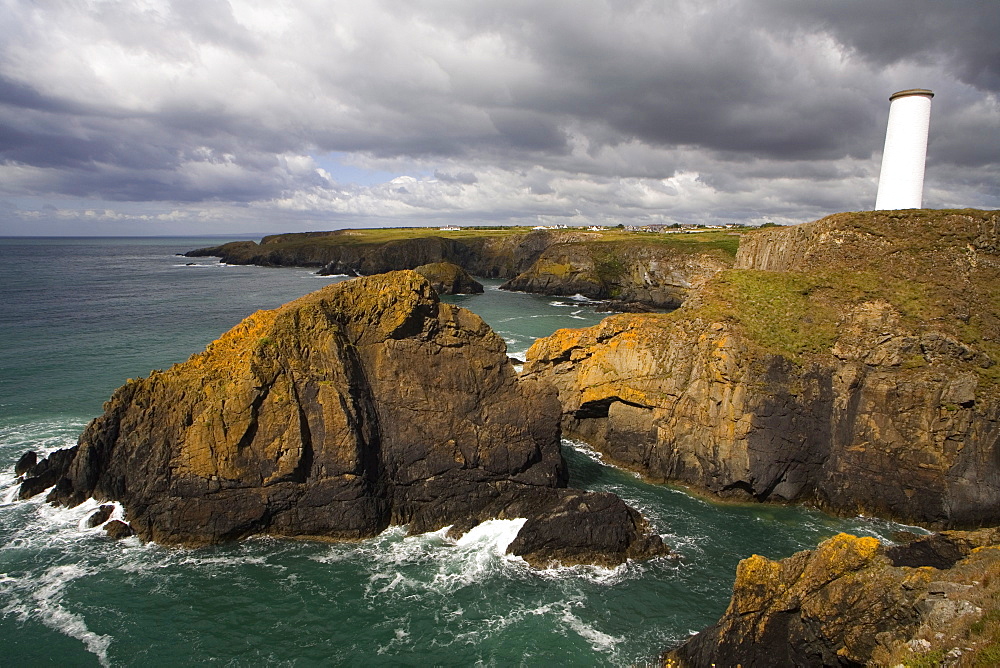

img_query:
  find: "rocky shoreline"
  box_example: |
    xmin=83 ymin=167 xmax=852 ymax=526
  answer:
xmin=665 ymin=529 xmax=1000 ymax=666
xmin=16 ymin=208 xmax=1000 ymax=663
xmin=185 ymin=227 xmax=735 ymax=309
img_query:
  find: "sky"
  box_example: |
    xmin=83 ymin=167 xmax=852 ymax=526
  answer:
xmin=1 ymin=0 xmax=998 ymax=236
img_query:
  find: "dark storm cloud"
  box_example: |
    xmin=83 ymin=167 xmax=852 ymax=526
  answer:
xmin=759 ymin=1 xmax=1000 ymax=93
xmin=0 ymin=0 xmax=997 ymax=233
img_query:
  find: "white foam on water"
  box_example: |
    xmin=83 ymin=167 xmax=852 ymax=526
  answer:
xmin=375 ymin=623 xmax=412 ymax=655
xmin=529 ymin=559 xmax=635 ymax=587
xmin=563 ymin=438 xmax=610 ymax=465
xmin=559 ymin=606 xmax=622 ymax=653
xmin=311 ymin=520 xmax=533 ymax=601
xmin=2 ymin=564 xmax=113 ymax=668
xmin=0 ymin=419 xmax=87 ymax=457
xmin=0 ymin=475 xmax=20 ymax=505
xmin=2 ymin=494 xmax=115 ymax=552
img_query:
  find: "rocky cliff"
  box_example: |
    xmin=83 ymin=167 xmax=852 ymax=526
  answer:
xmin=187 ymin=229 xmax=592 ymax=278
xmin=187 ymin=228 xmax=735 ymax=308
xmin=500 ymin=239 xmax=730 ymax=308
xmin=17 ymin=272 xmax=667 ymax=567
xmin=665 ymin=529 xmax=1000 ymax=667
xmin=524 ymin=210 xmax=1000 ymax=528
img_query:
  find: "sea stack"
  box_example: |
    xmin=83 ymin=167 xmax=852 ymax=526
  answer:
xmin=17 ymin=271 xmax=668 ymax=567
xmin=874 ymin=88 xmax=934 ymax=210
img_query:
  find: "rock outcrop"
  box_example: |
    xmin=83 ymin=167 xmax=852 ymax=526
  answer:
xmin=187 ymin=229 xmax=734 ymax=308
xmin=413 ymin=262 xmax=483 ymax=295
xmin=524 ymin=210 xmax=1000 ymax=528
xmin=188 ymin=230 xmax=593 ymax=279
xmin=501 ymin=240 xmax=730 ymax=308
xmin=17 ymin=271 xmax=667 ymax=567
xmin=665 ymin=530 xmax=1000 ymax=667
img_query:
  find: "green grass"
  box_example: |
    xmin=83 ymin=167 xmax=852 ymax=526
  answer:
xmin=693 ymin=270 xmax=841 ymax=359
xmin=253 ymin=226 xmax=742 ymax=256
xmin=687 ymin=263 xmax=1000 ymax=381
xmin=588 ymin=230 xmax=741 ymax=257
xmin=903 ymin=649 xmax=945 ymax=667
xmin=259 ymin=226 xmax=531 ymax=248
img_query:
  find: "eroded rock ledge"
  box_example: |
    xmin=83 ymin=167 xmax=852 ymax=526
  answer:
xmin=665 ymin=530 xmax=1000 ymax=667
xmin=17 ymin=271 xmax=667 ymax=567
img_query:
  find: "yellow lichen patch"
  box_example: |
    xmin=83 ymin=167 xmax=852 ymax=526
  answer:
xmin=729 ymin=554 xmax=785 ymax=615
xmin=535 ymin=259 xmax=575 ymax=278
xmin=801 ymin=534 xmax=881 ymax=584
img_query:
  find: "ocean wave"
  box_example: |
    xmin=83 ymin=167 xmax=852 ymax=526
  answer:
xmin=312 ymin=520 xmax=532 ymax=600
xmin=1 ymin=563 xmax=113 ymax=667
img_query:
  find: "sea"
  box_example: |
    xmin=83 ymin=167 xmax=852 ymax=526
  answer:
xmin=0 ymin=237 xmax=917 ymax=667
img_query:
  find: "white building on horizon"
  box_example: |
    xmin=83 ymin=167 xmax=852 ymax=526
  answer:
xmin=875 ymin=89 xmax=934 ymax=210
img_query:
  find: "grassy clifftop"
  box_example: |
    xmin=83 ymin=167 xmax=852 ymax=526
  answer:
xmin=691 ymin=209 xmax=1000 ymax=384
xmin=190 ymin=226 xmax=740 ymax=267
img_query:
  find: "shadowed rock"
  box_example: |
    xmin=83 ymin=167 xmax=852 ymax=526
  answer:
xmin=19 ymin=271 xmax=668 ymax=567
xmin=14 ymin=450 xmax=37 ymax=477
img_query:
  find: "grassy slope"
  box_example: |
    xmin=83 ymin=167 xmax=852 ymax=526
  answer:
xmin=680 ymin=209 xmax=1000 ymax=386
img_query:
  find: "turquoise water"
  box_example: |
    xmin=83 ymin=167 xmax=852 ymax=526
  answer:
xmin=0 ymin=238 xmax=913 ymax=666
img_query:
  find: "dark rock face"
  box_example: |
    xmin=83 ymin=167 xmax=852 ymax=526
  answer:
xmin=86 ymin=504 xmax=115 ymax=528
xmin=14 ymin=450 xmax=37 ymax=477
xmin=413 ymin=262 xmax=484 ymax=295
xmin=104 ymin=520 xmax=135 ymax=539
xmin=18 ymin=271 xmax=667 ymax=567
xmin=525 ymin=211 xmax=1000 ymax=529
xmin=665 ymin=530 xmax=1000 ymax=667
xmin=19 ymin=447 xmax=78 ymax=500
xmin=500 ymin=241 xmax=728 ymax=308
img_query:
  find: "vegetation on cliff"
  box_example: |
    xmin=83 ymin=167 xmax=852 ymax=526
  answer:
xmin=709 ymin=209 xmax=1000 ymax=385
xmin=187 ymin=226 xmax=739 ymax=308
xmin=525 ymin=209 xmax=1000 ymax=528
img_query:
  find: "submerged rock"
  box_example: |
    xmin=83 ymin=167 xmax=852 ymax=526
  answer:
xmin=86 ymin=504 xmax=115 ymax=528
xmin=104 ymin=520 xmax=135 ymax=540
xmin=19 ymin=271 xmax=667 ymax=566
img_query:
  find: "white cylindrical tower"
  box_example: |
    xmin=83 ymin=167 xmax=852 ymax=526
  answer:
xmin=874 ymin=89 xmax=933 ymax=210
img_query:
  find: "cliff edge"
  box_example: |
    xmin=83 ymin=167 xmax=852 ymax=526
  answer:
xmin=17 ymin=271 xmax=667 ymax=567
xmin=524 ymin=210 xmax=1000 ymax=528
